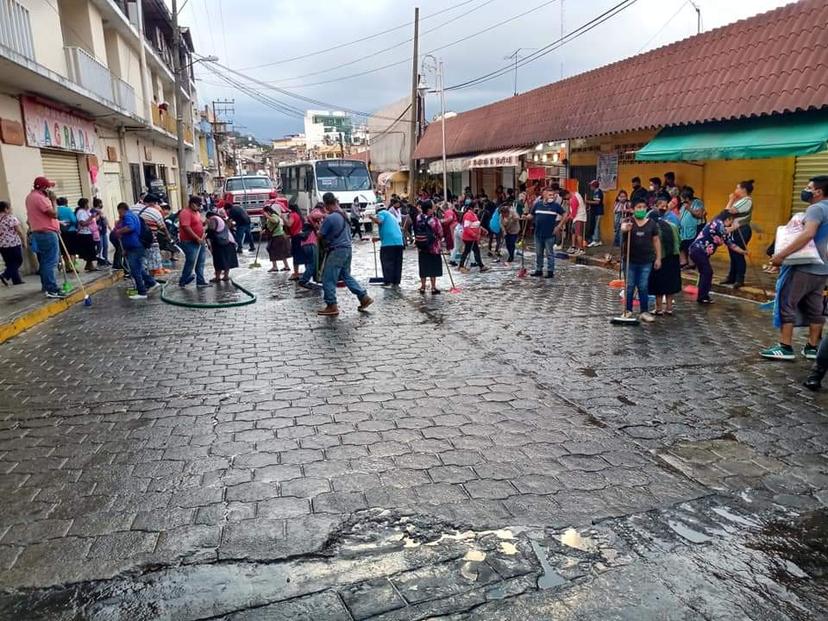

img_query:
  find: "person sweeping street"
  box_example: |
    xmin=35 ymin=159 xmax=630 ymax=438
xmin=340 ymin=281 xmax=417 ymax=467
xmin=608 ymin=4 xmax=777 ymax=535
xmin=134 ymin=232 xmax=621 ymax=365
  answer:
xmin=317 ymin=192 xmax=373 ymax=317
xmin=619 ymin=202 xmax=661 ymax=322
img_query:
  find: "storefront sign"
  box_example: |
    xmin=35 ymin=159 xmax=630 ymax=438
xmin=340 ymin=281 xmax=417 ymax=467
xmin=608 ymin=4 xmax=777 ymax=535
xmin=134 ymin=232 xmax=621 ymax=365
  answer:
xmin=21 ymin=97 xmax=96 ymax=155
xmin=597 ymin=152 xmax=619 ymax=190
xmin=470 ymin=154 xmax=519 ymax=168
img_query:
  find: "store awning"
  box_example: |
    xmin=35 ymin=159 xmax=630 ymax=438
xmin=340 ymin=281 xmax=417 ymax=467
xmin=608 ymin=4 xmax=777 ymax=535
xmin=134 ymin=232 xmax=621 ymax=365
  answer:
xmin=428 ymin=158 xmax=469 ymax=174
xmin=468 ymin=148 xmax=529 ymax=169
xmin=636 ymin=111 xmax=828 ymax=162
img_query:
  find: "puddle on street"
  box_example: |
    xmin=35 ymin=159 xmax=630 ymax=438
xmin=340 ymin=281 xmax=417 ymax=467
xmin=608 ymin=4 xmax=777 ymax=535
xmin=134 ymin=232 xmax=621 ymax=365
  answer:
xmin=530 ymin=540 xmax=567 ymax=589
xmin=560 ymin=528 xmax=599 ymax=552
xmin=667 ymin=520 xmax=712 ymax=544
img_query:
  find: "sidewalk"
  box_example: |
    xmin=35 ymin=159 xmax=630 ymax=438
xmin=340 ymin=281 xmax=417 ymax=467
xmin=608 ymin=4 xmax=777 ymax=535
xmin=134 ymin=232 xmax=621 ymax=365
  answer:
xmin=553 ymin=242 xmax=778 ymax=303
xmin=0 ymin=267 xmax=122 ymax=344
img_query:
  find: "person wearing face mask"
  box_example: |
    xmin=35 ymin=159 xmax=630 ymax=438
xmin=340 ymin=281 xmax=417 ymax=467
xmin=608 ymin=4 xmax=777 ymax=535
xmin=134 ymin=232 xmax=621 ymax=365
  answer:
xmin=619 ymin=202 xmax=661 ymax=322
xmin=762 ymin=176 xmax=828 ymax=364
xmin=647 ymin=177 xmax=669 ymax=208
xmin=647 ymin=210 xmax=682 ymax=315
xmin=679 ymin=187 xmax=705 ymax=269
xmin=612 ymin=190 xmax=631 ymax=247
xmin=630 ymin=177 xmax=648 ymax=207
xmin=689 ymin=210 xmax=744 ymax=305
xmin=722 ymin=180 xmax=755 ymax=288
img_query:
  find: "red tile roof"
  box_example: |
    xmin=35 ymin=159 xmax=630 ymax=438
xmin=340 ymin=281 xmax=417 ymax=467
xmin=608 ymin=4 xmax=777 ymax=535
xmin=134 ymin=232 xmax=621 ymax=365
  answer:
xmin=414 ymin=0 xmax=828 ymax=160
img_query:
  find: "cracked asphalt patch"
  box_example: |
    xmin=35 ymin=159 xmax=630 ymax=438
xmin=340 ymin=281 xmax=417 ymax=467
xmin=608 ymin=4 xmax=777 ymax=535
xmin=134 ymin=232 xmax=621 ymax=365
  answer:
xmin=0 ymin=243 xmax=825 ymax=619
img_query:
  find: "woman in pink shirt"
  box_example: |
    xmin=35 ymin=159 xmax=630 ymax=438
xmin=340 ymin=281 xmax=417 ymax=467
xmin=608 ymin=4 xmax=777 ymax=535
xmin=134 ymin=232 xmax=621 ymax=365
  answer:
xmin=458 ymin=203 xmax=488 ymax=273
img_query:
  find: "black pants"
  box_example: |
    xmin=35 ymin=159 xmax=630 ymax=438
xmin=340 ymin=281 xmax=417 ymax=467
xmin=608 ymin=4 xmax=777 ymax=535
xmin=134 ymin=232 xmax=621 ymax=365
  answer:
xmin=379 ymin=245 xmax=403 ymax=284
xmin=350 ymin=216 xmax=363 ymax=240
xmin=505 ymin=233 xmax=518 ymax=262
xmin=460 ymin=241 xmax=483 ymax=268
xmin=727 ymin=224 xmax=752 ymax=283
xmin=0 ymin=245 xmax=24 ymax=284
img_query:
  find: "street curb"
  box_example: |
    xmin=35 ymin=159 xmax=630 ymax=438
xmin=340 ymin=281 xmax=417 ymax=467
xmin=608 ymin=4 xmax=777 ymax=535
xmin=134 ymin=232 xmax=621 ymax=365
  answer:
xmin=571 ymin=253 xmax=773 ymax=303
xmin=0 ymin=272 xmax=123 ymax=345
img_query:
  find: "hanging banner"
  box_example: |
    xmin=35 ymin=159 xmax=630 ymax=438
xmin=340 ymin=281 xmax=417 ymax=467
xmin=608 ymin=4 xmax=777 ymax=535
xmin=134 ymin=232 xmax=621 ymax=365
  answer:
xmin=21 ymin=96 xmax=97 ymax=155
xmin=596 ymin=152 xmax=619 ymax=190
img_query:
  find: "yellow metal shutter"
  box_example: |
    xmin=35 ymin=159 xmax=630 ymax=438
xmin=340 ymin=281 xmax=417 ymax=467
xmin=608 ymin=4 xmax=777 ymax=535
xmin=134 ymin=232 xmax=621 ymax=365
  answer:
xmin=40 ymin=151 xmax=83 ymax=204
xmin=792 ymin=151 xmax=828 ymax=214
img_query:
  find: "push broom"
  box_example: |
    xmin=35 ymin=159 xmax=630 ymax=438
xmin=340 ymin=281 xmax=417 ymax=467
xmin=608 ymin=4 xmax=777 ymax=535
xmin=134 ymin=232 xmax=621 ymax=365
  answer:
xmin=517 ymin=221 xmax=528 ymax=278
xmin=249 ymin=220 xmax=264 ymax=269
xmin=57 ymin=234 xmax=92 ymax=306
xmin=369 ymin=237 xmax=384 ymax=284
xmin=610 ymin=226 xmax=638 ymax=325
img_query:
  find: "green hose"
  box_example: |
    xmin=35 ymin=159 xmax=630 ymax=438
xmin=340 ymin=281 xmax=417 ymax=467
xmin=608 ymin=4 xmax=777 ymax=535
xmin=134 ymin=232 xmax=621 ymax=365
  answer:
xmin=159 ymin=278 xmax=257 ymax=308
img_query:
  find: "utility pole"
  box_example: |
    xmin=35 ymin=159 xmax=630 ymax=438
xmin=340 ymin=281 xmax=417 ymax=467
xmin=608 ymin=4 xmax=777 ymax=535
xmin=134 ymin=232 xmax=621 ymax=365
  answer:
xmin=212 ymin=99 xmax=234 ymax=182
xmin=689 ymin=0 xmax=701 ymax=34
xmin=338 ymin=131 xmax=345 ymax=158
xmin=171 ymin=0 xmax=188 ymax=210
xmin=407 ymin=7 xmax=419 ymax=199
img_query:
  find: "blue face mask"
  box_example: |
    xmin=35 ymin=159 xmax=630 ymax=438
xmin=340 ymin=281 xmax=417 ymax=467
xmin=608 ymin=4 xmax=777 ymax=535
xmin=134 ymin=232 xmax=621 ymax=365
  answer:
xmin=801 ymin=189 xmax=814 ymax=203
xmin=464 ymin=199 xmax=472 ymax=206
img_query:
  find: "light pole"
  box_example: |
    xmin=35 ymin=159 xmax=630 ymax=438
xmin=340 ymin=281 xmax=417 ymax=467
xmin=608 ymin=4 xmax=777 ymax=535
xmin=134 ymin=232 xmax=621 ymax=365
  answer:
xmin=503 ymin=48 xmax=537 ymax=96
xmin=420 ymin=54 xmax=447 ymax=206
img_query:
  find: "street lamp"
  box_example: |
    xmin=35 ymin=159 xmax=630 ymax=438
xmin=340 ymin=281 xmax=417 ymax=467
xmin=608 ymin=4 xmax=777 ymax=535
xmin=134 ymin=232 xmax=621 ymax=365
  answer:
xmin=420 ymin=54 xmax=447 ymax=207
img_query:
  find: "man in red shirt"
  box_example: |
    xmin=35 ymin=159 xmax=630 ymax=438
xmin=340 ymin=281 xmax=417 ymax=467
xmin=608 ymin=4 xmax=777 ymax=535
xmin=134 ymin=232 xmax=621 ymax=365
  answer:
xmin=177 ymin=196 xmax=210 ymax=288
xmin=25 ymin=176 xmax=64 ymax=298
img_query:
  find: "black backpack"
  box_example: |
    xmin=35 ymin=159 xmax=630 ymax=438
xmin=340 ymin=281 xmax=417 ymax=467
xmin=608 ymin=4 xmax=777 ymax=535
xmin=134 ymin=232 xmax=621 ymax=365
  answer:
xmin=137 ymin=207 xmax=154 ymax=249
xmin=414 ymin=215 xmax=436 ymax=251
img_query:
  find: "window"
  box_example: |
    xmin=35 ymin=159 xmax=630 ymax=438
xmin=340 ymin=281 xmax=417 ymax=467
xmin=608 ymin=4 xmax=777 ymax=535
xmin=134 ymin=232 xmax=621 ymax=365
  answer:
xmin=315 ymin=160 xmax=371 ymax=191
xmin=225 ymin=177 xmax=273 ymax=191
xmin=298 ymin=166 xmax=306 ymax=191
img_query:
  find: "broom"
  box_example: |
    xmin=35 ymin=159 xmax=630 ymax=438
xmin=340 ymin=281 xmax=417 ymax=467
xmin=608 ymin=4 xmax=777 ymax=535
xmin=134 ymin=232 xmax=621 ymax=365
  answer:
xmin=610 ymin=226 xmax=638 ymax=325
xmin=517 ymin=220 xmax=528 ymax=278
xmin=248 ymin=223 xmax=263 ymax=269
xmin=441 ymin=251 xmax=461 ymax=294
xmin=57 ymin=234 xmax=92 ymax=306
xmin=369 ymin=237 xmax=384 ymax=284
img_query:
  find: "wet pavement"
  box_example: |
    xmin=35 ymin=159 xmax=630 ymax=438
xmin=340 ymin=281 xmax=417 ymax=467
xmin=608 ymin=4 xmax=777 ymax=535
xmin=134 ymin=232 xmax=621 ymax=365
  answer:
xmin=0 ymin=242 xmax=825 ymax=619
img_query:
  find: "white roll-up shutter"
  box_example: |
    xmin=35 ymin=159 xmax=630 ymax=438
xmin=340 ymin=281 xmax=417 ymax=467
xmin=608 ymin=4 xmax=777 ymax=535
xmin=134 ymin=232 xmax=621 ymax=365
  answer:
xmin=792 ymin=151 xmax=828 ymax=214
xmin=40 ymin=151 xmax=83 ymax=204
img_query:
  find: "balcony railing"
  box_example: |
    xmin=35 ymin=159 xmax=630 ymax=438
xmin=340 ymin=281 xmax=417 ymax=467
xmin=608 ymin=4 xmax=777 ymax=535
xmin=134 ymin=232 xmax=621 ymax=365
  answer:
xmin=113 ymin=76 xmax=136 ymax=115
xmin=64 ymin=46 xmax=136 ymax=115
xmin=0 ymin=0 xmax=35 ymax=61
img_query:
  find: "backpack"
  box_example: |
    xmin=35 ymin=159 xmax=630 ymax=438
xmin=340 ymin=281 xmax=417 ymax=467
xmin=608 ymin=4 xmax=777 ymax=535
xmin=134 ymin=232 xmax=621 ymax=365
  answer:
xmin=414 ymin=215 xmax=436 ymax=251
xmin=137 ymin=207 xmax=154 ymax=249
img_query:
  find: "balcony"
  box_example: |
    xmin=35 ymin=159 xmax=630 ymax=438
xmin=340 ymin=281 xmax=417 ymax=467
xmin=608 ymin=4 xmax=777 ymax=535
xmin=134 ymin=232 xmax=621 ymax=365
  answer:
xmin=0 ymin=0 xmax=35 ymax=61
xmin=151 ymin=105 xmax=176 ymax=134
xmin=64 ymin=46 xmax=136 ymax=115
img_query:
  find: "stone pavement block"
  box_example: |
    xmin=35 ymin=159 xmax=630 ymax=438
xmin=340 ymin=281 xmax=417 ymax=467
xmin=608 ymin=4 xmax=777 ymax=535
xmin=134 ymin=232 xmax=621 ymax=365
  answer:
xmin=226 ymin=481 xmax=280 ymax=503
xmin=169 ymin=485 xmax=224 ymax=508
xmin=429 ymin=465 xmax=477 ymax=484
xmin=364 ymin=486 xmax=417 ymax=509
xmin=154 ymin=524 xmax=221 ymax=563
xmin=332 ymin=472 xmax=381 ymax=492
xmin=1 ymin=519 xmax=72 ymax=545
xmin=89 ymin=530 xmax=159 ymax=559
xmin=258 ymin=497 xmax=311 ymax=518
xmin=225 ymin=590 xmax=351 ymax=621
xmin=313 ymin=491 xmax=367 ymax=515
xmin=0 ymin=537 xmax=92 ymax=588
xmin=132 ymin=507 xmax=196 ymax=531
xmin=463 ymin=479 xmax=516 ymax=499
xmin=219 ymin=518 xmax=286 ymax=560
xmin=281 ymin=477 xmax=330 ymax=498
xmin=379 ymin=469 xmax=431 ymax=488
xmin=68 ymin=511 xmax=136 ymax=537
xmin=340 ymin=577 xmax=406 ymax=620
xmin=391 ymin=558 xmax=500 ymax=605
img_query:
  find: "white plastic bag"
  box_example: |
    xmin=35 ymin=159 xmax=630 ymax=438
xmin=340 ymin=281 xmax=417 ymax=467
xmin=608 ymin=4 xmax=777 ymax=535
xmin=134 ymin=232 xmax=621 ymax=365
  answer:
xmin=776 ymin=214 xmax=824 ymax=266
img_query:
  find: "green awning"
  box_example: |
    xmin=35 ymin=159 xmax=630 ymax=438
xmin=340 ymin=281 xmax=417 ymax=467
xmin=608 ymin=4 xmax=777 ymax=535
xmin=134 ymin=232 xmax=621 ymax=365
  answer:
xmin=636 ymin=110 xmax=828 ymax=162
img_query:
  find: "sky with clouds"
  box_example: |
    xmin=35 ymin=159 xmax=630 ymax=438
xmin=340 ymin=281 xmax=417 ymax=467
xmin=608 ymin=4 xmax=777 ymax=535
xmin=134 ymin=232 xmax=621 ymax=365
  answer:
xmin=177 ymin=0 xmax=792 ymax=141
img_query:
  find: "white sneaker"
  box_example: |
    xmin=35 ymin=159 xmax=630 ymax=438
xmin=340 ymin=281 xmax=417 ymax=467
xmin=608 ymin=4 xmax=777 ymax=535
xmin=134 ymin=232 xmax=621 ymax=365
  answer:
xmin=567 ymin=247 xmax=576 ymax=254
xmin=147 ymin=283 xmax=160 ymax=293
xmin=129 ymin=293 xmax=148 ymax=300
xmin=639 ymin=312 xmax=655 ymax=323
xmin=576 ymin=249 xmax=586 ymax=255
xmin=553 ymin=244 xmax=562 ymax=251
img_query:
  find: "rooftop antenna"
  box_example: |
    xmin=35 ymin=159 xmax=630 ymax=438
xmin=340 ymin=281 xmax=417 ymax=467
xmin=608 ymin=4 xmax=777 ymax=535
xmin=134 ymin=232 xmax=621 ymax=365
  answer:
xmin=688 ymin=0 xmax=701 ymax=34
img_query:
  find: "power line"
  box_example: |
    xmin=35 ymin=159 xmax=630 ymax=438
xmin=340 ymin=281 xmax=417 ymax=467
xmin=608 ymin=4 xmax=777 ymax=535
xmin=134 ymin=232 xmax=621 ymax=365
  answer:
xmin=445 ymin=0 xmax=640 ymax=91
xmin=267 ymin=0 xmax=559 ymax=90
xmin=274 ymin=0 xmax=498 ymax=85
xmin=237 ymin=0 xmax=481 ymax=71
xmin=637 ymin=0 xmax=689 ymax=53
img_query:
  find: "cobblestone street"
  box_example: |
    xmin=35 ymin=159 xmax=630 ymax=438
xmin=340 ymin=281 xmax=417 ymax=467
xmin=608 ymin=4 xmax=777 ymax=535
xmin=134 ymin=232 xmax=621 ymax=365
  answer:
xmin=0 ymin=243 xmax=825 ymax=620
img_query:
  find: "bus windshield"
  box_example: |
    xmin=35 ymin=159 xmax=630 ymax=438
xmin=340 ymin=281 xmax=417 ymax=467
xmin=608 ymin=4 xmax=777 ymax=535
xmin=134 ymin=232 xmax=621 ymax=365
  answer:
xmin=315 ymin=161 xmax=371 ymax=192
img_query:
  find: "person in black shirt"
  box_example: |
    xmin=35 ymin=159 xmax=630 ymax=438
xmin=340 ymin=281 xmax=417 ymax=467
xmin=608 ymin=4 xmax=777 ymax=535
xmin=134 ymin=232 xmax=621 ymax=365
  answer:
xmin=620 ymin=201 xmax=661 ymax=322
xmin=630 ymin=177 xmax=648 ymax=207
xmin=226 ymin=201 xmax=255 ymax=253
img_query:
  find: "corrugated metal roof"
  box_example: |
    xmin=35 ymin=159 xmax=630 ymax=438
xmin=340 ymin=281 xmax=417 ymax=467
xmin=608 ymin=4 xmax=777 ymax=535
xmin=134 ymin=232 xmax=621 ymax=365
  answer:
xmin=414 ymin=0 xmax=828 ymax=160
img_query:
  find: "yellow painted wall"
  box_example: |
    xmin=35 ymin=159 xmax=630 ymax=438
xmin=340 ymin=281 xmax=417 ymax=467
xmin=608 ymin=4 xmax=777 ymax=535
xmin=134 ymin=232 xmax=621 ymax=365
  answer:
xmin=20 ymin=0 xmax=68 ymax=75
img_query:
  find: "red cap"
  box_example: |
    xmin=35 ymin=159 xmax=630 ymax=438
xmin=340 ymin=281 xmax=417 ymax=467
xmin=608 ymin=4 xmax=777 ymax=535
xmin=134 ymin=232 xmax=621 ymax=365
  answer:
xmin=33 ymin=176 xmax=55 ymax=190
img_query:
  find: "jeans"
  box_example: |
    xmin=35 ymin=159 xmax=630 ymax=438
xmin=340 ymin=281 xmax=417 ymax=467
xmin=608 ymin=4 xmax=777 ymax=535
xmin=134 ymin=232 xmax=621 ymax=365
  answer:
xmin=460 ymin=241 xmax=483 ymax=268
xmin=32 ymin=231 xmax=59 ymax=293
xmin=625 ymin=262 xmax=652 ymax=312
xmin=299 ymin=244 xmax=318 ymax=284
xmin=691 ymin=246 xmax=713 ymax=301
xmin=726 ymin=224 xmax=752 ymax=283
xmin=125 ymin=247 xmax=157 ymax=294
xmin=505 ymin=233 xmax=518 ymax=262
xmin=534 ymin=234 xmax=555 ymax=273
xmin=591 ymin=214 xmax=603 ymax=243
xmin=98 ymin=232 xmax=109 ymax=263
xmin=817 ymin=333 xmax=828 ymax=366
xmin=235 ymin=224 xmax=254 ymax=251
xmin=322 ymin=247 xmax=366 ymax=306
xmin=179 ymin=240 xmax=207 ymax=286
xmin=1 ymin=245 xmax=24 ymax=284
xmin=613 ymin=212 xmax=623 ymax=247
xmin=379 ymin=245 xmax=404 ymax=285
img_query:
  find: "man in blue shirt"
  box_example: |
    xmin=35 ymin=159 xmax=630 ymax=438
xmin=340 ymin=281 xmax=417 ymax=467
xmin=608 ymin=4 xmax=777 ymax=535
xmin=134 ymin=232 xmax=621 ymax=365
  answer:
xmin=114 ymin=202 xmax=157 ymax=299
xmin=528 ymin=187 xmax=566 ymax=278
xmin=370 ymin=204 xmax=404 ymax=286
xmin=318 ymin=192 xmax=373 ymax=316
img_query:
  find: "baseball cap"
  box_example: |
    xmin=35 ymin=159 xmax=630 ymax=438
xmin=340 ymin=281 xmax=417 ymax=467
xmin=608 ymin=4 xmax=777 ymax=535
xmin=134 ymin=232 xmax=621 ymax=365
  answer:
xmin=33 ymin=176 xmax=54 ymax=189
xmin=322 ymin=192 xmax=337 ymax=205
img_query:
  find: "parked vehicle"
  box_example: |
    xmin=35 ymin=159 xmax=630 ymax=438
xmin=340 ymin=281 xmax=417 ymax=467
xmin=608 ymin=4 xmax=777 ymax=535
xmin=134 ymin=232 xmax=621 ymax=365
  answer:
xmin=222 ymin=175 xmax=281 ymax=231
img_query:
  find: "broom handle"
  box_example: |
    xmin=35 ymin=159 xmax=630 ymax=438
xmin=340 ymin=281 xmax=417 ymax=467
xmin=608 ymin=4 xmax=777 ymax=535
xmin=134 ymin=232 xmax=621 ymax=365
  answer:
xmin=372 ymin=239 xmax=378 ymax=278
xmin=57 ymin=232 xmax=88 ymax=295
xmin=442 ymin=251 xmax=457 ymax=289
xmin=623 ymin=223 xmax=632 ymax=288
xmin=253 ymin=217 xmax=263 ymax=263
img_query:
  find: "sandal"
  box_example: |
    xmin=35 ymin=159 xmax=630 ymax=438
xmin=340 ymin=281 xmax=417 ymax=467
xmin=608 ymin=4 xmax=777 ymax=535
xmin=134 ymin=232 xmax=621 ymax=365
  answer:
xmin=280 ymin=267 xmax=291 ymax=272
xmin=432 ymin=289 xmax=442 ymax=295
xmin=418 ymin=288 xmax=426 ymax=294
xmin=666 ymin=309 xmax=674 ymax=315
xmin=654 ymin=310 xmax=664 ymax=316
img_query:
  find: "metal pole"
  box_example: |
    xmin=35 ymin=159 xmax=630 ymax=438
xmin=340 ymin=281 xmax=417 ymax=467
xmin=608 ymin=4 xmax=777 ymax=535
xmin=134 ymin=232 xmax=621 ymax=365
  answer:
xmin=514 ymin=54 xmax=518 ymax=96
xmin=172 ymin=0 xmax=187 ymax=209
xmin=439 ymin=60 xmax=447 ymax=206
xmin=407 ymin=7 xmax=419 ymax=199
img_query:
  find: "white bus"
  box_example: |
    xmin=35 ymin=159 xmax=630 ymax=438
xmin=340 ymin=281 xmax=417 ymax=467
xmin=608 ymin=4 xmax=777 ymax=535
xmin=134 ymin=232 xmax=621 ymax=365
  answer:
xmin=278 ymin=159 xmax=379 ymax=227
